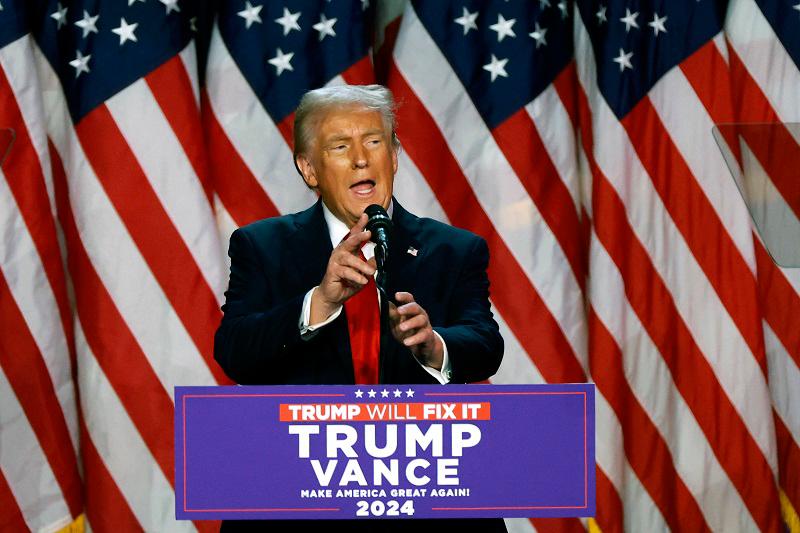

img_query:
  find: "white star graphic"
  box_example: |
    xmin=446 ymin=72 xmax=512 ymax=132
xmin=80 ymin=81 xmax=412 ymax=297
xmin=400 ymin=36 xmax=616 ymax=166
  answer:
xmin=69 ymin=50 xmax=91 ymax=78
xmin=794 ymin=2 xmax=800 ymax=12
xmin=482 ymin=54 xmax=509 ymax=82
xmin=355 ymin=389 xmax=364 ymax=398
xmin=393 ymin=389 xmax=402 ymax=398
xmin=613 ymin=48 xmax=633 ymax=72
xmin=489 ymin=14 xmax=516 ymax=42
xmin=405 ymin=388 xmax=415 ymax=398
xmin=50 ymin=3 xmax=68 ymax=29
xmin=454 ymin=7 xmax=478 ymax=36
xmin=367 ymin=389 xmax=377 ymax=398
xmin=274 ymin=7 xmax=300 ymax=35
xmin=529 ymin=22 xmax=547 ymax=48
xmin=267 ymin=48 xmax=294 ymax=76
xmin=361 ymin=0 xmax=369 ymax=11
xmin=539 ymin=0 xmax=551 ymax=9
xmin=159 ymin=0 xmax=180 ymax=15
xmin=620 ymin=8 xmax=639 ymax=32
xmin=0 ymin=2 xmax=3 ymax=11
xmin=557 ymin=1 xmax=568 ymax=19
xmin=596 ymin=5 xmax=607 ymax=24
xmin=128 ymin=0 xmax=145 ymax=5
xmin=648 ymin=13 xmax=667 ymax=36
xmin=238 ymin=2 xmax=262 ymax=29
xmin=380 ymin=389 xmax=390 ymax=398
xmin=313 ymin=14 xmax=337 ymax=41
xmin=75 ymin=10 xmax=99 ymax=38
xmin=112 ymin=18 xmax=138 ymax=45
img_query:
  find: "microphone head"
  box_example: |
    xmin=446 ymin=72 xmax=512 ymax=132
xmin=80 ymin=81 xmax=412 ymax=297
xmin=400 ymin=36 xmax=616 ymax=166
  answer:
xmin=364 ymin=204 xmax=393 ymax=236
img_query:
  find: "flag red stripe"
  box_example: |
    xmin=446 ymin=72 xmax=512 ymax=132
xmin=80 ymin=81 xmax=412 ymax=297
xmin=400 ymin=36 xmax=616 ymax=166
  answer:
xmin=593 ymin=468 xmax=624 ymax=533
xmin=145 ymin=55 xmax=214 ymax=207
xmin=529 ymin=518 xmax=586 ymax=533
xmin=575 ymin=86 xmax=782 ymax=533
xmin=0 ymin=65 xmax=76 ymax=369
xmin=493 ymin=107 xmax=586 ymax=289
xmin=201 ymin=90 xmax=280 ymax=226
xmin=387 ymin=62 xmax=586 ymax=383
xmin=75 ymin=105 xmax=228 ymax=385
xmin=340 ymin=55 xmax=376 ymax=86
xmin=775 ymin=414 xmax=800 ymax=515
xmin=589 ymin=308 xmax=711 ymax=532
xmin=622 ymin=99 xmax=768 ymax=376
xmin=0 ymin=273 xmax=82 ymax=518
xmin=755 ymin=243 xmax=800 ymax=368
xmin=0 ymin=468 xmax=30 ymax=532
xmin=79 ymin=419 xmax=141 ymax=532
xmin=50 ymin=141 xmax=175 ymax=485
xmin=736 ymin=124 xmax=800 ymax=218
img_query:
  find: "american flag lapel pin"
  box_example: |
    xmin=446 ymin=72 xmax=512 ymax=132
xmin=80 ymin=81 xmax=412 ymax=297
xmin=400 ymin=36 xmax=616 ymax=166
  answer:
xmin=406 ymin=246 xmax=418 ymax=257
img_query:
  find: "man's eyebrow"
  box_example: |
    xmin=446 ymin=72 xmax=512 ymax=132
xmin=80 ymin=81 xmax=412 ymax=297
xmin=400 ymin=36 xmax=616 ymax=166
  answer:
xmin=323 ymin=129 xmax=386 ymax=144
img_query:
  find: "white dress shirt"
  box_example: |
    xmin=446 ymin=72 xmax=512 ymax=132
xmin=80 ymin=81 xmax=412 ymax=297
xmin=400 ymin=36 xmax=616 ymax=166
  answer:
xmin=298 ymin=201 xmax=451 ymax=384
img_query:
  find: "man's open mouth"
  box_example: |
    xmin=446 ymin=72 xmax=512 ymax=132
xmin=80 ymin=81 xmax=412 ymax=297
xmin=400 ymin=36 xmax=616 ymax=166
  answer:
xmin=350 ymin=179 xmax=376 ymax=194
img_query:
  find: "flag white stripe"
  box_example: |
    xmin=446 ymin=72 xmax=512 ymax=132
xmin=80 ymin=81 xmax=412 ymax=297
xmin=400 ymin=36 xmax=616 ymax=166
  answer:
xmin=205 ymin=24 xmax=315 ymax=214
xmin=393 ymin=150 xmax=450 ymax=224
xmin=525 ymin=85 xmax=583 ymax=214
xmin=394 ymin=5 xmax=588 ymax=366
xmin=0 ymin=367 xmax=71 ymax=533
xmin=106 ymin=77 xmax=227 ymax=302
xmin=34 ymin=46 xmax=217 ymax=398
xmin=764 ymin=322 xmax=800 ymax=446
xmin=178 ymin=42 xmax=200 ymax=109
xmin=75 ymin=321 xmax=195 ymax=533
xmin=588 ymin=227 xmax=757 ymax=532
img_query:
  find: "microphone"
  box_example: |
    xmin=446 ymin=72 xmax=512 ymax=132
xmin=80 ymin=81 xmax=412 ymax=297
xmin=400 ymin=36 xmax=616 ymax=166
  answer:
xmin=364 ymin=204 xmax=392 ymax=273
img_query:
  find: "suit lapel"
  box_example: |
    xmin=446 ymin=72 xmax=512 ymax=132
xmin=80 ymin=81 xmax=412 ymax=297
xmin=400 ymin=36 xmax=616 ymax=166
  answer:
xmin=286 ymin=199 xmax=355 ymax=380
xmin=385 ymin=200 xmax=422 ymax=299
xmin=285 ymin=199 xmax=332 ymax=291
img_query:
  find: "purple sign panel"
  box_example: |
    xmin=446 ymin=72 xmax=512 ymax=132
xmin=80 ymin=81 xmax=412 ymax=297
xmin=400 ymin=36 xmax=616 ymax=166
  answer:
xmin=175 ymin=384 xmax=595 ymax=520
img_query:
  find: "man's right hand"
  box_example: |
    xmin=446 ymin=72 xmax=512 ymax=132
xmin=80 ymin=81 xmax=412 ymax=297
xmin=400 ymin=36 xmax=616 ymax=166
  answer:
xmin=310 ymin=213 xmax=376 ymax=324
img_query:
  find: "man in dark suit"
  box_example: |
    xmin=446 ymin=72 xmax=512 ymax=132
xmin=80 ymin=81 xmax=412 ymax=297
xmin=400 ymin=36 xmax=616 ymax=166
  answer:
xmin=214 ymin=85 xmax=506 ymax=532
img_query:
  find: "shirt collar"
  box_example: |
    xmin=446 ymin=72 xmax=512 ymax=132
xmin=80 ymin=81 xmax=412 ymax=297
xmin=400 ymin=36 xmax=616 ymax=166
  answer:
xmin=321 ymin=200 xmax=394 ymax=259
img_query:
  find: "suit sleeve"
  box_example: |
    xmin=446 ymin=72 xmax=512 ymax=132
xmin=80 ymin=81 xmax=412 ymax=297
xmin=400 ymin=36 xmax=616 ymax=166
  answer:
xmin=214 ymin=228 xmax=306 ymax=384
xmin=433 ymin=236 xmax=504 ymax=383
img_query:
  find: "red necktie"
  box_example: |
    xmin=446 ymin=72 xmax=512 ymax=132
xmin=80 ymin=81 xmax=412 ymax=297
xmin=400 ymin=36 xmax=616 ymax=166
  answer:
xmin=344 ymin=250 xmax=380 ymax=384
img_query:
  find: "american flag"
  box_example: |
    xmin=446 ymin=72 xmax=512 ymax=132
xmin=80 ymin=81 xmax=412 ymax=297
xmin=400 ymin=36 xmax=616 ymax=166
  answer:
xmin=1 ymin=0 xmax=799 ymax=532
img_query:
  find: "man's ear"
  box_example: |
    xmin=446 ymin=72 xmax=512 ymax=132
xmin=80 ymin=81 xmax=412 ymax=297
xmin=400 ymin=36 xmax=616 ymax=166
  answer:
xmin=391 ymin=147 xmax=398 ymax=175
xmin=296 ymin=155 xmax=318 ymax=188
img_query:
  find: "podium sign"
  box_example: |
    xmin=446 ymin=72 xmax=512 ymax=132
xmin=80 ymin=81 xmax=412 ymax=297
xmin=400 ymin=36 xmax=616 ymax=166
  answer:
xmin=175 ymin=384 xmax=595 ymax=520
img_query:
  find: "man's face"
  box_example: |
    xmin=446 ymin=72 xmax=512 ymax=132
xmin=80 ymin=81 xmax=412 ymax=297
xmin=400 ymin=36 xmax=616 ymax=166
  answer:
xmin=297 ymin=105 xmax=398 ymax=227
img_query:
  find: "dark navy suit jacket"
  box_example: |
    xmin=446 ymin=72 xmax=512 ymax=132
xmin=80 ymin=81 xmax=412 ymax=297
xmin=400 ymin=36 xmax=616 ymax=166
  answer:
xmin=214 ymin=199 xmax=503 ymax=386
xmin=214 ymin=199 xmax=506 ymax=532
